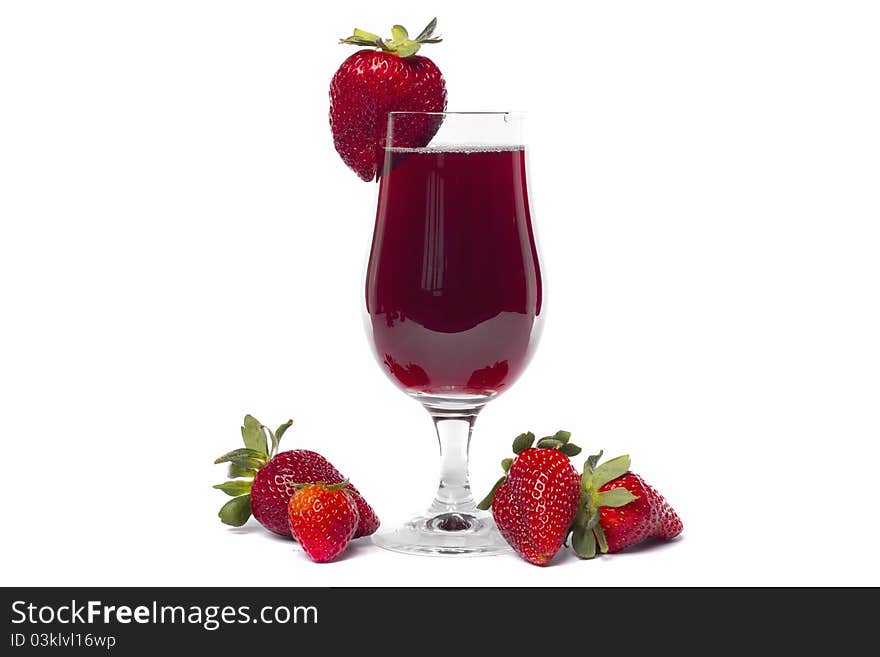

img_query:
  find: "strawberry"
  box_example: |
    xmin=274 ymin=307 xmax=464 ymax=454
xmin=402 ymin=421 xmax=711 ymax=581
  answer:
xmin=213 ymin=415 xmax=379 ymax=538
xmin=250 ymin=451 xmax=379 ymax=539
xmin=569 ymin=452 xmax=683 ymax=558
xmin=330 ymin=18 xmax=447 ymax=181
xmin=288 ymin=483 xmax=360 ymax=563
xmin=476 ymin=431 xmax=583 ymax=566
xmin=249 ymin=448 xmax=345 ymax=536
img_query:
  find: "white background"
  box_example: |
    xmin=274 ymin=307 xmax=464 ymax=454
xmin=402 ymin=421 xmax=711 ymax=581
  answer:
xmin=2 ymin=1 xmax=878 ymax=587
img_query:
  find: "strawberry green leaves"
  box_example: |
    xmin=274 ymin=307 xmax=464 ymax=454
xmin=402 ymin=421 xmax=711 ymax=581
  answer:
xmin=416 ymin=17 xmax=440 ymax=42
xmin=553 ymin=430 xmax=572 ymax=443
xmin=218 ymin=416 xmax=292 ymax=468
xmin=512 ymin=432 xmax=535 ymax=454
xmin=214 ymin=448 xmax=267 ymax=470
xmin=593 ymin=523 xmax=609 ymax=553
xmin=213 ymin=480 xmax=253 ymax=497
xmin=390 ymin=25 xmax=408 ymax=43
xmin=241 ymin=415 xmax=268 ymax=455
xmin=273 ymin=419 xmax=293 ymax=455
xmin=559 ymin=443 xmax=582 ymax=457
xmin=596 ymin=488 xmax=637 ymax=508
xmin=477 ymin=476 xmax=507 ymax=511
xmin=353 ymin=28 xmax=381 ymax=42
xmin=536 ymin=431 xmax=579 ymax=454
xmin=593 ymin=454 xmax=631 ymax=488
xmin=227 ymin=463 xmax=256 ymax=479
xmin=338 ymin=27 xmax=388 ymax=50
xmin=551 ymin=432 xmax=582 ymax=457
xmin=213 ymin=414 xmax=295 ymax=529
xmin=218 ymin=494 xmax=252 ymax=527
xmin=569 ymin=451 xmax=639 ymax=559
xmin=571 ymin=524 xmax=596 ymax=559
xmin=394 ymin=41 xmax=421 ymax=58
xmin=339 ymin=18 xmax=443 ymax=58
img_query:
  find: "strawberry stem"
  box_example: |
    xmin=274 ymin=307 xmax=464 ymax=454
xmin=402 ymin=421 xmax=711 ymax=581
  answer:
xmin=339 ymin=18 xmax=442 ymax=58
xmin=568 ymin=451 xmax=638 ymax=559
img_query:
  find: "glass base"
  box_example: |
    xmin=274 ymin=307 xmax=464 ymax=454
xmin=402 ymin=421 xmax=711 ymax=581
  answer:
xmin=371 ymin=391 xmax=508 ymax=556
xmin=372 ymin=510 xmax=511 ymax=557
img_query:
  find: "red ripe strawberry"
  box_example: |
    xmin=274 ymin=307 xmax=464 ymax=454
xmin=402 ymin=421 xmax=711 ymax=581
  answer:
xmin=477 ymin=431 xmax=583 ymax=566
xmin=213 ymin=415 xmax=379 ymax=538
xmin=330 ymin=18 xmax=447 ymax=181
xmin=250 ymin=449 xmax=341 ymax=536
xmin=288 ymin=483 xmax=360 ymax=563
xmin=349 ymin=490 xmax=379 ymax=538
xmin=569 ymin=452 xmax=683 ymax=558
xmin=598 ymin=473 xmax=683 ymax=550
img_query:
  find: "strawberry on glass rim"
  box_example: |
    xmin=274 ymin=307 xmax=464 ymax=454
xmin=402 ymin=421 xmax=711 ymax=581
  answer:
xmin=330 ymin=18 xmax=447 ymax=181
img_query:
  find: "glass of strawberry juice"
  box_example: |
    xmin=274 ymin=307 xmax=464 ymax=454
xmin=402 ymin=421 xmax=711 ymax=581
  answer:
xmin=365 ymin=112 xmax=544 ymax=555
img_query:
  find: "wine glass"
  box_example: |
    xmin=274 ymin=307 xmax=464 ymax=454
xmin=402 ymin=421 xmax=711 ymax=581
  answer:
xmin=364 ymin=111 xmax=543 ymax=555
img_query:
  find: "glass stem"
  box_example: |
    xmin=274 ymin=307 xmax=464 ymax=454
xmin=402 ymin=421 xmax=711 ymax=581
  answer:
xmin=427 ymin=410 xmax=479 ymax=515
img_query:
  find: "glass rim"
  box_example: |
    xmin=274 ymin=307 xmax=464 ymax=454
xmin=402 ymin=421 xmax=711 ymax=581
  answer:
xmin=387 ymin=110 xmax=524 ymax=117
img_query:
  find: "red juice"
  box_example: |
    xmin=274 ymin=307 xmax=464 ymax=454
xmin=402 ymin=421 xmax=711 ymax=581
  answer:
xmin=365 ymin=145 xmax=543 ymax=396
